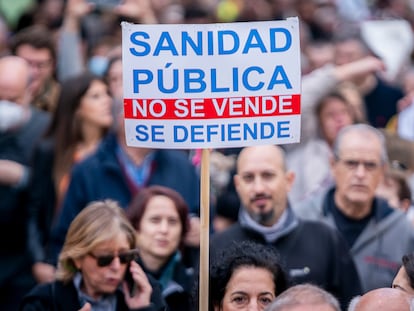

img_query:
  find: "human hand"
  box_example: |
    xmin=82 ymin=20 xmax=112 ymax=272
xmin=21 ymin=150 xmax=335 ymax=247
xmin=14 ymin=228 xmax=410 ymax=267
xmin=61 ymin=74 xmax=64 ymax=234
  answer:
xmin=335 ymin=56 xmax=386 ymax=82
xmin=0 ymin=160 xmax=26 ymax=187
xmin=114 ymin=0 xmax=157 ymax=23
xmin=78 ymin=302 xmax=91 ymax=311
xmin=123 ymin=261 xmax=152 ymax=308
xmin=184 ymin=216 xmax=200 ymax=247
xmin=65 ymin=0 xmax=94 ymax=19
xmin=32 ymin=262 xmax=56 ymax=283
xmin=62 ymin=0 xmax=94 ymax=31
xmin=397 ymin=91 xmax=414 ymax=112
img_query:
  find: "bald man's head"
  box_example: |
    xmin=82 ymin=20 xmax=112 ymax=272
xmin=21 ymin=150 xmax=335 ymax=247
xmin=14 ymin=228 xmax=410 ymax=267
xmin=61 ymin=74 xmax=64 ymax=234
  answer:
xmin=236 ymin=145 xmax=287 ymax=173
xmin=349 ymin=288 xmax=413 ymax=311
xmin=234 ymin=145 xmax=295 ymax=226
xmin=0 ymin=56 xmax=31 ymax=106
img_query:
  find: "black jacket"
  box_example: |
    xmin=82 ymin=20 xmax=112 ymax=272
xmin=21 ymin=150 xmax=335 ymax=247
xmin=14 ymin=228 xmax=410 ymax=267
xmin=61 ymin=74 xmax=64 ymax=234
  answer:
xmin=19 ymin=276 xmax=166 ymax=311
xmin=139 ymin=257 xmax=195 ymax=311
xmin=210 ymin=216 xmax=362 ymax=310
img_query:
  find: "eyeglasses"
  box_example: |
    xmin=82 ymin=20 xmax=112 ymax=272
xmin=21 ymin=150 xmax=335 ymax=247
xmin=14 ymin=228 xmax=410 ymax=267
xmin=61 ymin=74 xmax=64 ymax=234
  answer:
xmin=88 ymin=249 xmax=138 ymax=267
xmin=24 ymin=59 xmax=52 ymax=70
xmin=337 ymin=158 xmax=381 ymax=172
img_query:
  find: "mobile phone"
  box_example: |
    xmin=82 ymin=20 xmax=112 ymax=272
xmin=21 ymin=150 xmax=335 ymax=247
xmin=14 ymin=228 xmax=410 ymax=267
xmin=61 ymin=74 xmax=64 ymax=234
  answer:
xmin=124 ymin=265 xmax=137 ymax=296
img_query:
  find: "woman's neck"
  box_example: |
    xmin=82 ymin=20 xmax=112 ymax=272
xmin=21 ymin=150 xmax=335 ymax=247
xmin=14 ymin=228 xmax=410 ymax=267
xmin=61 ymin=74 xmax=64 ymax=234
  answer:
xmin=139 ymin=251 xmax=167 ymax=273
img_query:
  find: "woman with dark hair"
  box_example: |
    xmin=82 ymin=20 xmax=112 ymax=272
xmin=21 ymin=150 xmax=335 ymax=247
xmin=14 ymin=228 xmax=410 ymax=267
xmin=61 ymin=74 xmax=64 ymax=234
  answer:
xmin=209 ymin=240 xmax=288 ymax=311
xmin=104 ymin=55 xmax=123 ymax=102
xmin=26 ymin=71 xmax=113 ymax=284
xmin=126 ymin=185 xmax=194 ymax=311
xmin=392 ymin=253 xmax=414 ymax=295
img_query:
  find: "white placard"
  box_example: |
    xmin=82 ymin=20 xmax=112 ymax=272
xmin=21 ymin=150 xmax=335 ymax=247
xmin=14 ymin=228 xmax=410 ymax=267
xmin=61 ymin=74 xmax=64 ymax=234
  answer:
xmin=122 ymin=18 xmax=301 ymax=149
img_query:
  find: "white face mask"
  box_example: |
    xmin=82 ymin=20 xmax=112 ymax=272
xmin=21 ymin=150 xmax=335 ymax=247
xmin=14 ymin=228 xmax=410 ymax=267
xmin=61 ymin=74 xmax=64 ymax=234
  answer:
xmin=88 ymin=56 xmax=109 ymax=77
xmin=0 ymin=100 xmax=26 ymax=132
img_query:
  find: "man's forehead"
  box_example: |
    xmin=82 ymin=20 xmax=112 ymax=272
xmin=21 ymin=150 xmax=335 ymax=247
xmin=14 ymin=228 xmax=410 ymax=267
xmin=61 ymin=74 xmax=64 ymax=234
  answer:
xmin=340 ymin=132 xmax=381 ymax=151
xmin=239 ymin=146 xmax=282 ymax=162
xmin=238 ymin=148 xmax=285 ymax=173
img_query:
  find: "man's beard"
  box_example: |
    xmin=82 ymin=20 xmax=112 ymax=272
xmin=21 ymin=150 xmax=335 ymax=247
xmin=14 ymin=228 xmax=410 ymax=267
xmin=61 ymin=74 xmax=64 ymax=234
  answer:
xmin=250 ymin=208 xmax=275 ymax=226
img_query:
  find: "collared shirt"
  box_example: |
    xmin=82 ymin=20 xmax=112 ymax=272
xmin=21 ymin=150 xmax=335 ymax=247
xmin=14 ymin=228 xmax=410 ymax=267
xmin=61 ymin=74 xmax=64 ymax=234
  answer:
xmin=116 ymin=145 xmax=155 ymax=188
xmin=73 ymin=272 xmax=117 ymax=311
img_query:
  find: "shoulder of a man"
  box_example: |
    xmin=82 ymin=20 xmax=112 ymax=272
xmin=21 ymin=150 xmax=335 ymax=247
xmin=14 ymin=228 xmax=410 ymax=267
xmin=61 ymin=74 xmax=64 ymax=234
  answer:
xmin=292 ymin=189 xmax=327 ymax=220
xmin=378 ymin=202 xmax=414 ymax=242
xmin=293 ymin=218 xmax=345 ymax=246
xmin=154 ymin=149 xmax=193 ymax=169
xmin=210 ymin=223 xmax=252 ymax=256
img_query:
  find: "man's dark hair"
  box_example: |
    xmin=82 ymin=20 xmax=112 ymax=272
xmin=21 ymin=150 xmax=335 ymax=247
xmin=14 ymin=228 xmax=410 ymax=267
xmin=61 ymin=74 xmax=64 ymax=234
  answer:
xmin=207 ymin=240 xmax=288 ymax=311
xmin=9 ymin=25 xmax=56 ymax=61
xmin=402 ymin=253 xmax=414 ymax=289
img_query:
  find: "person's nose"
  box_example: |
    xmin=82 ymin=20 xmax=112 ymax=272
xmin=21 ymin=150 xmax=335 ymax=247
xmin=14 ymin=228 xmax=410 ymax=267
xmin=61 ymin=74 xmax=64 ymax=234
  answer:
xmin=109 ymin=256 xmax=122 ymax=269
xmin=159 ymin=219 xmax=169 ymax=233
xmin=247 ymin=299 xmax=260 ymax=311
xmin=252 ymin=177 xmax=266 ymax=192
xmin=354 ymin=162 xmax=367 ymax=177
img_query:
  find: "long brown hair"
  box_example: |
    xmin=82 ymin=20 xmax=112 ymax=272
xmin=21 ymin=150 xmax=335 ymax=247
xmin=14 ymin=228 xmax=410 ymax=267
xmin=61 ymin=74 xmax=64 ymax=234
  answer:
xmin=44 ymin=71 xmax=110 ymax=191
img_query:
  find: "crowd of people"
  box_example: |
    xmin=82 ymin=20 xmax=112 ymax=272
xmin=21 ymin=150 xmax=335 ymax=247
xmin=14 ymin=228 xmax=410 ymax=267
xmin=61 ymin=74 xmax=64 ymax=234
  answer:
xmin=2 ymin=0 xmax=414 ymax=310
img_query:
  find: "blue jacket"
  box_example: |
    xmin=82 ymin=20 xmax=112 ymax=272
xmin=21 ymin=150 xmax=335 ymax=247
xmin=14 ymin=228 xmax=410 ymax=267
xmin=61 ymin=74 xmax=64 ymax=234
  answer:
xmin=49 ymin=133 xmax=200 ymax=263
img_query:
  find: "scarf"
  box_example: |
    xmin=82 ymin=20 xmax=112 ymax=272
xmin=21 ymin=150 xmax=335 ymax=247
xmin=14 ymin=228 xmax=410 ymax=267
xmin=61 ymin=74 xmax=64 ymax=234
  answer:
xmin=239 ymin=205 xmax=298 ymax=243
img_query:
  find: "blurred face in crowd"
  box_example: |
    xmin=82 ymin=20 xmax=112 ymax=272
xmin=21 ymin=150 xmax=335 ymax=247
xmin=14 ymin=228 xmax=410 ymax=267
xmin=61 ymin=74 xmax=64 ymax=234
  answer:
xmin=74 ymin=232 xmax=133 ymax=300
xmin=215 ymin=266 xmax=275 ymax=311
xmin=318 ymin=96 xmax=354 ymax=146
xmin=136 ymin=195 xmax=183 ymax=262
xmin=305 ymin=42 xmax=334 ymax=72
xmin=77 ymin=79 xmax=113 ymax=129
xmin=0 ymin=56 xmax=31 ymax=106
xmin=15 ymin=44 xmax=54 ymax=96
xmin=331 ymin=129 xmax=385 ymax=217
xmin=334 ymin=39 xmax=367 ymax=66
xmin=106 ymin=58 xmax=123 ymax=100
xmin=234 ymin=145 xmax=294 ymax=227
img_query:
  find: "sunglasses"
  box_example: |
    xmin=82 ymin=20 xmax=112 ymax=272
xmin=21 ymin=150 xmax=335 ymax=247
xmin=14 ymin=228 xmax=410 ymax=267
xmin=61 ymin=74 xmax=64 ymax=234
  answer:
xmin=88 ymin=249 xmax=138 ymax=267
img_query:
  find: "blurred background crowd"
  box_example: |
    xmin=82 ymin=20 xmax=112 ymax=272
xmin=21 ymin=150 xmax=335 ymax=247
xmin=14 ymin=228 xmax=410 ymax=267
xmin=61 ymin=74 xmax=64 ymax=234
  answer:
xmin=3 ymin=0 xmax=414 ymax=310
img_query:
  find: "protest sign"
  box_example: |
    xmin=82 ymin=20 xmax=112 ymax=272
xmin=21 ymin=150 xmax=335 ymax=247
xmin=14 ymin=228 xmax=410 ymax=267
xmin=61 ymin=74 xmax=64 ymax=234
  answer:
xmin=122 ymin=19 xmax=301 ymax=311
xmin=122 ymin=18 xmax=301 ymax=149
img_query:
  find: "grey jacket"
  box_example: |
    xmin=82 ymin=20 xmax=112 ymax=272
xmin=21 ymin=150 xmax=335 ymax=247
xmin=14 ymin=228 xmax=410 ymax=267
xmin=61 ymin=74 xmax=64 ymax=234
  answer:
xmin=294 ymin=187 xmax=414 ymax=292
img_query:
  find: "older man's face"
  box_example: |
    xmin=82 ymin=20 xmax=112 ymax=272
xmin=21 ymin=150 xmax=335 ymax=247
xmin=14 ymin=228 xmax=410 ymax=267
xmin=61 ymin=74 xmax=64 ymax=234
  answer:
xmin=331 ymin=130 xmax=384 ymax=212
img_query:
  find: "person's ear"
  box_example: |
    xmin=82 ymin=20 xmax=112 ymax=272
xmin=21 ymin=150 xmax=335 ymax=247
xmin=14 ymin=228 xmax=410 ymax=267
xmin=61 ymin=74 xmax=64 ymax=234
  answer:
xmin=285 ymin=171 xmax=295 ymax=192
xmin=400 ymin=199 xmax=411 ymax=212
xmin=234 ymin=173 xmax=240 ymax=192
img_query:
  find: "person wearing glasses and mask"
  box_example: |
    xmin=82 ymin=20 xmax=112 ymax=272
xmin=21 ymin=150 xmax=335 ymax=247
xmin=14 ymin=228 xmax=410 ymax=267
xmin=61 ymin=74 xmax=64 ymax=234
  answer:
xmin=19 ymin=200 xmax=165 ymax=311
xmin=294 ymin=123 xmax=414 ymax=293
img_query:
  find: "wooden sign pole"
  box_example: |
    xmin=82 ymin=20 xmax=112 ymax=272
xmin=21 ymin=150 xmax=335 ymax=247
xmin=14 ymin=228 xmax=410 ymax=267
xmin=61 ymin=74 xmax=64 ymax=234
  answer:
xmin=199 ymin=148 xmax=210 ymax=311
